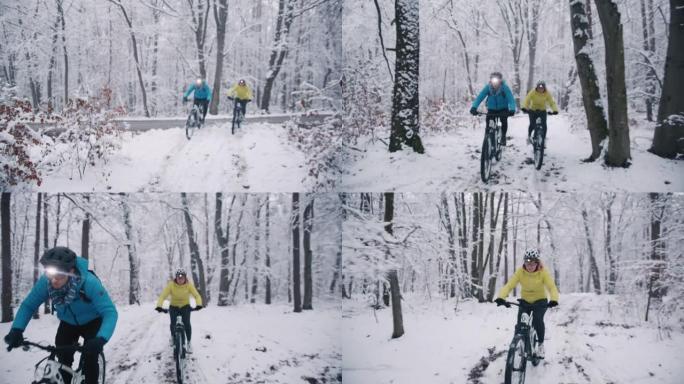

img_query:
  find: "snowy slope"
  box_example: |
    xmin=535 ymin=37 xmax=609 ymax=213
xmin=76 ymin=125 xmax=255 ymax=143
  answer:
xmin=343 ymin=293 xmax=684 ymax=384
xmin=0 ymin=303 xmax=341 ymax=384
xmin=30 ymin=122 xmax=309 ymax=192
xmin=339 ymin=114 xmax=683 ymax=192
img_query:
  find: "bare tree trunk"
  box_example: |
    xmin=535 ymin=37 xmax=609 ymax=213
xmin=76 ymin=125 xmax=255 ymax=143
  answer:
xmin=650 ymin=0 xmax=684 ymax=158
xmin=81 ymin=195 xmax=90 ymax=260
xmin=389 ymin=0 xmax=424 ymax=153
xmin=330 ymin=194 xmax=344 ymax=295
xmin=439 ymin=194 xmax=457 ymax=298
xmin=210 ymin=0 xmax=228 ymax=114
xmin=57 ymin=0 xmax=69 ymax=108
xmin=526 ymin=0 xmax=541 ymax=93
xmin=121 ymin=194 xmax=140 ymax=305
xmin=251 ymin=198 xmax=261 ymax=303
xmin=46 ymin=14 xmax=60 ymax=112
xmin=292 ymin=193 xmax=302 ymax=312
xmin=181 ymin=193 xmax=206 ymax=302
xmin=33 ymin=194 xmax=42 ymax=319
xmin=43 ymin=195 xmax=50 ymax=314
xmin=595 ymin=0 xmax=631 ymax=166
xmin=384 ymin=193 xmax=404 ymax=338
xmin=487 ymin=193 xmax=508 ymax=302
xmin=569 ymin=0 xmax=608 ymax=161
xmin=215 ymin=193 xmax=234 ymax=306
xmin=261 ymin=0 xmax=296 ymax=113
xmin=303 ymin=196 xmax=314 ymax=310
xmin=1 ymin=193 xmax=13 ymax=323
xmin=581 ymin=208 xmax=601 ymax=294
xmin=189 ymin=0 xmax=210 ymax=79
xmin=265 ymin=196 xmax=272 ymax=304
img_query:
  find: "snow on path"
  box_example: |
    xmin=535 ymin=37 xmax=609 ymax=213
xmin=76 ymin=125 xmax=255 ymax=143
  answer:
xmin=340 ymin=114 xmax=683 ymax=192
xmin=33 ymin=122 xmax=309 ymax=192
xmin=0 ymin=304 xmax=341 ymax=384
xmin=343 ymin=293 xmax=684 ymax=384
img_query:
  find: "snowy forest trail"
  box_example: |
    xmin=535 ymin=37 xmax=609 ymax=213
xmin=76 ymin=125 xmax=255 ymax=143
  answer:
xmin=35 ymin=122 xmax=308 ymax=192
xmin=343 ymin=293 xmax=684 ymax=384
xmin=0 ymin=304 xmax=342 ymax=384
xmin=339 ymin=114 xmax=684 ymax=193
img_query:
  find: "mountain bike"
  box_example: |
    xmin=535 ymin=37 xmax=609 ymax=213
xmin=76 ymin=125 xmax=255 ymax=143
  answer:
xmin=523 ymin=110 xmax=549 ymax=170
xmin=159 ymin=307 xmax=199 ymax=384
xmin=15 ymin=340 xmax=106 ymax=384
xmin=501 ymin=300 xmax=553 ymax=384
xmin=185 ymin=101 xmax=205 ymax=140
xmin=227 ymin=97 xmax=246 ymax=135
xmin=476 ymin=112 xmax=508 ymax=183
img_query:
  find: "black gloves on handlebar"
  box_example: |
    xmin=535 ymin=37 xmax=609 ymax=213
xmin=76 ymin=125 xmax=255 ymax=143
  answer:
xmin=521 ymin=108 xmax=529 ymax=114
xmin=494 ymin=298 xmax=510 ymax=307
xmin=508 ymin=110 xmax=516 ymax=117
xmin=83 ymin=337 xmax=106 ymax=355
xmin=4 ymin=328 xmax=24 ymax=350
xmin=469 ymin=107 xmax=478 ymax=116
xmin=194 ymin=305 xmax=203 ymax=311
xmin=548 ymin=111 xmax=558 ymax=115
xmin=548 ymin=300 xmax=558 ymax=308
xmin=155 ymin=306 xmax=164 ymax=313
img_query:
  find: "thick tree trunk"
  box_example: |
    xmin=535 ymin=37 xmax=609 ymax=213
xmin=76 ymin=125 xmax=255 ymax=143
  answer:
xmin=648 ymin=193 xmax=667 ymax=299
xmin=569 ymin=0 xmax=608 ymax=161
xmin=595 ymin=0 xmax=631 ymax=166
xmin=33 ymin=194 xmax=42 ymax=319
xmin=1 ymin=193 xmax=13 ymax=323
xmin=215 ymin=193 xmax=234 ymax=306
xmin=384 ymin=193 xmax=404 ymax=338
xmin=121 ymin=194 xmax=140 ymax=305
xmin=526 ymin=1 xmax=541 ymax=93
xmin=210 ymin=0 xmax=228 ymax=114
xmin=181 ymin=193 xmax=206 ymax=302
xmin=389 ymin=0 xmax=424 ymax=153
xmin=303 ymin=197 xmax=314 ymax=310
xmin=57 ymin=0 xmax=69 ymax=108
xmin=81 ymin=195 xmax=90 ymax=260
xmin=581 ymin=208 xmax=601 ymax=294
xmin=251 ymin=198 xmax=261 ymax=303
xmin=264 ymin=196 xmax=271 ymax=304
xmin=650 ymin=1 xmax=684 ymax=158
xmin=43 ymin=195 xmax=50 ymax=314
xmin=292 ymin=193 xmax=302 ymax=312
xmin=261 ymin=0 xmax=296 ymax=113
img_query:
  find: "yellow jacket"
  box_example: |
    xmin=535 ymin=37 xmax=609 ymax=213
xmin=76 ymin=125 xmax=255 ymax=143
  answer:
xmin=156 ymin=281 xmax=203 ymax=308
xmin=522 ymin=89 xmax=558 ymax=113
xmin=227 ymin=84 xmax=253 ymax=100
xmin=497 ymin=266 xmax=559 ymax=303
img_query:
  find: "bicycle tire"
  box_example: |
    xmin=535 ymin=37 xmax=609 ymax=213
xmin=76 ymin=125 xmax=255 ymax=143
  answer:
xmin=480 ymin=134 xmax=492 ymax=183
xmin=534 ymin=129 xmax=544 ymax=170
xmin=495 ymin=126 xmax=503 ymax=161
xmin=530 ymin=329 xmax=541 ymax=367
xmin=504 ymin=335 xmax=527 ymax=384
xmin=174 ymin=331 xmax=185 ymax=384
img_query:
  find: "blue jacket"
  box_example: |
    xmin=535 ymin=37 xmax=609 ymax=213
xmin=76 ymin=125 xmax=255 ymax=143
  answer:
xmin=12 ymin=257 xmax=118 ymax=341
xmin=183 ymin=82 xmax=212 ymax=101
xmin=471 ymin=81 xmax=516 ymax=112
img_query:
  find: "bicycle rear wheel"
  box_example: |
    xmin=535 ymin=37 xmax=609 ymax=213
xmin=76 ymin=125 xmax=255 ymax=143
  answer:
xmin=534 ymin=129 xmax=544 ymax=170
xmin=504 ymin=335 xmax=527 ymax=384
xmin=480 ymin=134 xmax=492 ymax=183
xmin=495 ymin=126 xmax=503 ymax=161
xmin=174 ymin=331 xmax=185 ymax=384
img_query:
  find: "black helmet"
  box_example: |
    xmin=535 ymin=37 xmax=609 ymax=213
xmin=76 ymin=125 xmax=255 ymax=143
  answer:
xmin=490 ymin=72 xmax=503 ymax=80
xmin=536 ymin=80 xmax=546 ymax=89
xmin=175 ymin=269 xmax=187 ymax=278
xmin=523 ymin=249 xmax=540 ymax=262
xmin=238 ymin=79 xmax=246 ymax=86
xmin=40 ymin=247 xmax=76 ymax=272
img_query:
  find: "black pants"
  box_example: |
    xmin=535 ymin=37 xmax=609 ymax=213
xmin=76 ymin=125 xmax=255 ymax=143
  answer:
xmin=527 ymin=111 xmax=548 ymax=141
xmin=55 ymin=317 xmax=102 ymax=384
xmin=234 ymin=98 xmax=248 ymax=116
xmin=169 ymin=305 xmax=192 ymax=342
xmin=193 ymin=99 xmax=209 ymax=121
xmin=486 ymin=109 xmax=509 ymax=138
xmin=517 ymin=299 xmax=548 ymax=342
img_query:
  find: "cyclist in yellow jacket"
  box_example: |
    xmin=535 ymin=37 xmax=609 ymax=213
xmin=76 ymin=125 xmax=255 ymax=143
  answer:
xmin=155 ymin=269 xmax=203 ymax=352
xmin=227 ymin=79 xmax=253 ymax=116
xmin=495 ymin=249 xmax=559 ymax=359
xmin=521 ymin=81 xmax=559 ymax=145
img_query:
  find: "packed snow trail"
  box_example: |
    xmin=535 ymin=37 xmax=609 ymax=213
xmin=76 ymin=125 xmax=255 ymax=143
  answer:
xmin=0 ymin=304 xmax=341 ymax=384
xmin=340 ymin=114 xmax=684 ymax=192
xmin=33 ymin=122 xmax=308 ymax=192
xmin=343 ymin=293 xmax=684 ymax=384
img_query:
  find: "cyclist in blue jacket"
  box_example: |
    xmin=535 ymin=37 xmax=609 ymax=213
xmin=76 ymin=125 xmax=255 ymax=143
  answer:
xmin=4 ymin=247 xmax=118 ymax=384
xmin=470 ymin=72 xmax=517 ymax=146
xmin=183 ymin=78 xmax=212 ymax=123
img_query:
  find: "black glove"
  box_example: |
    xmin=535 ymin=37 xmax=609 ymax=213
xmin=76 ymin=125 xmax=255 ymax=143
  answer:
xmin=548 ymin=300 xmax=558 ymax=308
xmin=83 ymin=337 xmax=106 ymax=355
xmin=246 ymin=99 xmax=252 ymax=103
xmin=4 ymin=328 xmax=24 ymax=350
xmin=548 ymin=111 xmax=558 ymax=115
xmin=469 ymin=107 xmax=478 ymax=116
xmin=521 ymin=108 xmax=529 ymax=114
xmin=155 ymin=306 xmax=164 ymax=313
xmin=182 ymin=97 xmax=188 ymax=103
xmin=194 ymin=305 xmax=203 ymax=311
xmin=494 ymin=298 xmax=510 ymax=307
xmin=508 ymin=110 xmax=516 ymax=117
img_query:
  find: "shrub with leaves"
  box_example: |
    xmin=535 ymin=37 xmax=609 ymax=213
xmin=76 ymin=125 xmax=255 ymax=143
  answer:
xmin=0 ymin=95 xmax=44 ymax=188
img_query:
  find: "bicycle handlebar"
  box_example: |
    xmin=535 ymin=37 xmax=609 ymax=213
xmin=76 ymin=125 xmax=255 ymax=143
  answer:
xmin=475 ymin=112 xmax=510 ymax=118
xmin=16 ymin=340 xmax=83 ymax=353
xmin=157 ymin=306 xmax=201 ymax=314
xmin=500 ymin=299 xmax=555 ymax=309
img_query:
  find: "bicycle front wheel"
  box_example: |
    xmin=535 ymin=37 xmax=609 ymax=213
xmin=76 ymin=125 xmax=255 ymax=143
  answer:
xmin=495 ymin=127 xmax=503 ymax=161
xmin=504 ymin=335 xmax=527 ymax=384
xmin=480 ymin=135 xmax=492 ymax=183
xmin=186 ymin=115 xmax=195 ymax=140
xmin=174 ymin=332 xmax=185 ymax=384
xmin=534 ymin=129 xmax=544 ymax=170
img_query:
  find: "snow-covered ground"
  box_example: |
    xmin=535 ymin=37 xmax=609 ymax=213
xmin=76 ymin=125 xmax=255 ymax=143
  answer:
xmin=343 ymin=293 xmax=684 ymax=384
xmin=32 ymin=122 xmax=309 ymax=192
xmin=0 ymin=303 xmax=341 ymax=384
xmin=339 ymin=114 xmax=684 ymax=192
